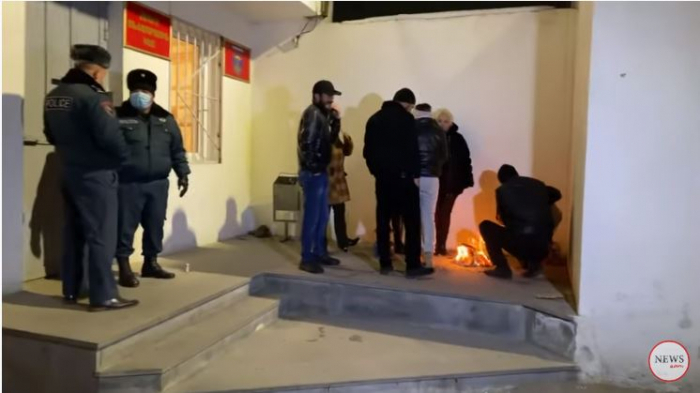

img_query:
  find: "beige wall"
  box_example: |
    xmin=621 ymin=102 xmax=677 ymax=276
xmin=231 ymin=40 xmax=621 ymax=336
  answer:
xmin=2 ymin=1 xmax=27 ymax=293
xmin=251 ymin=8 xmax=576 ymax=252
xmin=568 ymin=2 xmax=594 ymax=308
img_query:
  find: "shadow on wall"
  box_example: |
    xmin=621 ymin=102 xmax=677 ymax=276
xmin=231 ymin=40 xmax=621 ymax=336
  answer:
xmin=251 ymin=86 xmax=299 ymax=233
xmin=472 ymin=170 xmax=499 ymax=229
xmin=342 ymin=93 xmax=384 ymax=242
xmin=163 ymin=209 xmax=198 ymax=254
xmin=29 ymin=152 xmax=64 ymax=278
xmin=218 ymin=197 xmax=257 ymax=241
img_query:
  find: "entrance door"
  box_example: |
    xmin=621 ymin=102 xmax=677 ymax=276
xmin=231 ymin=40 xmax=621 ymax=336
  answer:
xmin=23 ymin=2 xmax=109 ymax=281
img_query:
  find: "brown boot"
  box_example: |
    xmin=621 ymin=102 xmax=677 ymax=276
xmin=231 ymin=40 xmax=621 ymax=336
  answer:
xmin=117 ymin=257 xmax=140 ymax=288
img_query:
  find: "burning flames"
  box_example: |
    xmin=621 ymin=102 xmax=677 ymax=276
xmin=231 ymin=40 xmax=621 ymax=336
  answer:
xmin=453 ymin=238 xmax=493 ymax=268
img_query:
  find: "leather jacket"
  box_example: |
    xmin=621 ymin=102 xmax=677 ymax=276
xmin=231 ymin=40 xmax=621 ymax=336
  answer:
xmin=297 ymin=104 xmax=336 ymax=174
xmin=416 ymin=117 xmax=448 ymax=177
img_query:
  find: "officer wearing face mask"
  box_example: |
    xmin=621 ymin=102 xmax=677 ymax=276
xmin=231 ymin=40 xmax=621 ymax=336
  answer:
xmin=114 ymin=69 xmax=191 ymax=287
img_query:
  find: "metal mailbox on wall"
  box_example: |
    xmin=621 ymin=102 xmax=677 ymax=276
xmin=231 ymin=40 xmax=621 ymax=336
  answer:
xmin=273 ymin=173 xmax=301 ymax=223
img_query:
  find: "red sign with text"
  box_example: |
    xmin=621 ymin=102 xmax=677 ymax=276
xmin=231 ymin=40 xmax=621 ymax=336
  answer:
xmin=125 ymin=2 xmax=171 ymax=59
xmin=224 ymin=41 xmax=250 ymax=83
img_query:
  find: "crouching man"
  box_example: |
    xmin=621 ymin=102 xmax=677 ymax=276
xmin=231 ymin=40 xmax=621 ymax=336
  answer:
xmin=115 ymin=69 xmax=191 ymax=287
xmin=480 ymin=164 xmax=559 ymax=279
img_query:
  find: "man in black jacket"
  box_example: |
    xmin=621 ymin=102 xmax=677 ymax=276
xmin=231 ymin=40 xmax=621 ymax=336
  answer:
xmin=415 ymin=103 xmax=448 ymax=269
xmin=364 ymin=89 xmax=433 ymax=278
xmin=297 ymin=80 xmax=342 ymax=274
xmin=480 ymin=164 xmax=558 ymax=279
xmin=44 ymin=45 xmax=137 ymax=311
xmin=115 ymin=69 xmax=191 ymax=287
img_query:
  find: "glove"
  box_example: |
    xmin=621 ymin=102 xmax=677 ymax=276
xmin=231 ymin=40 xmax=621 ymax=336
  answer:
xmin=178 ymin=175 xmax=189 ymax=198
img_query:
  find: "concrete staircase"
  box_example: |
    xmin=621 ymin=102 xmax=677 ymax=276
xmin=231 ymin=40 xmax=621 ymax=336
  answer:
xmin=96 ymin=282 xmax=279 ymax=392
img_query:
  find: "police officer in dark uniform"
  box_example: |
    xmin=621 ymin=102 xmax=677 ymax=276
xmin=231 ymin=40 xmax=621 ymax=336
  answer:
xmin=44 ymin=45 xmax=138 ymax=311
xmin=114 ymin=69 xmax=191 ymax=287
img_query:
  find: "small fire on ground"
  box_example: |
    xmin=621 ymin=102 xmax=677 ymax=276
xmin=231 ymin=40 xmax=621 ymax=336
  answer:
xmin=453 ymin=239 xmax=493 ymax=268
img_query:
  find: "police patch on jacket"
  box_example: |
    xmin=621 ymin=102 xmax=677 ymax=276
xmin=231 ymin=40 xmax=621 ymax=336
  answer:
xmin=100 ymin=100 xmax=115 ymax=117
xmin=45 ymin=96 xmax=73 ymax=111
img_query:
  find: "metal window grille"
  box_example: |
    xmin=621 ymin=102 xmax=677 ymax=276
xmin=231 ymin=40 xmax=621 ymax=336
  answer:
xmin=170 ymin=19 xmax=222 ymax=163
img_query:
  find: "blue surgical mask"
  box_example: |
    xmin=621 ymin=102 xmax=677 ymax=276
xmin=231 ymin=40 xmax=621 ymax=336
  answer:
xmin=129 ymin=91 xmax=153 ymax=111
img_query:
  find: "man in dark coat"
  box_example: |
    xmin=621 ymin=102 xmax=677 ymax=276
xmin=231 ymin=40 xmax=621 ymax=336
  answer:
xmin=114 ymin=69 xmax=191 ymax=287
xmin=480 ymin=164 xmax=559 ymax=279
xmin=364 ymin=88 xmax=433 ymax=278
xmin=434 ymin=109 xmax=474 ymax=255
xmin=297 ymin=80 xmax=342 ymax=274
xmin=44 ymin=44 xmax=138 ymax=311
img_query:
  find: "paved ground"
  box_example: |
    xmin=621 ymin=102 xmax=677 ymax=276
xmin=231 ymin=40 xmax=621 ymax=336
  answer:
xmin=172 ymin=319 xmax=575 ymax=392
xmin=158 ymin=237 xmax=576 ymax=319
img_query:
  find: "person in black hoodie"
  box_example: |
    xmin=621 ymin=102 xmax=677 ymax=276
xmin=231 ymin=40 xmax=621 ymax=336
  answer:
xmin=115 ymin=69 xmax=191 ymax=287
xmin=364 ymin=88 xmax=433 ymax=278
xmin=434 ymin=108 xmax=474 ymax=256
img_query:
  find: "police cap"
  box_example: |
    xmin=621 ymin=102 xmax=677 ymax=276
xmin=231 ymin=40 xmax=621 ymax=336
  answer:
xmin=70 ymin=44 xmax=111 ymax=69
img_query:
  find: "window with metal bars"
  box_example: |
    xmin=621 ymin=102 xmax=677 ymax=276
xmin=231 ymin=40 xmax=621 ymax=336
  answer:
xmin=170 ymin=19 xmax=222 ymax=163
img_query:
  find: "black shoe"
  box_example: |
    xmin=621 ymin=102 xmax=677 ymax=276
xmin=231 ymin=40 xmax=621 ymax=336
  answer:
xmin=380 ymin=266 xmax=394 ymax=275
xmin=89 ymin=297 xmax=139 ymax=312
xmin=484 ymin=268 xmax=513 ymax=280
xmin=348 ymin=238 xmax=359 ymax=247
xmin=406 ymin=266 xmax=435 ymax=278
xmin=319 ymin=255 xmax=341 ymax=266
xmin=434 ymin=248 xmax=447 ymax=256
xmin=523 ymin=265 xmax=543 ymax=278
xmin=117 ymin=257 xmax=140 ymax=288
xmin=299 ymin=262 xmax=324 ymax=274
xmin=63 ymin=295 xmax=78 ymax=304
xmin=141 ymin=257 xmax=175 ymax=279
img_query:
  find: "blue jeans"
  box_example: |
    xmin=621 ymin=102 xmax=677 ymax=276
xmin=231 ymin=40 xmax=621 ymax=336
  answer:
xmin=299 ymin=170 xmax=330 ymax=262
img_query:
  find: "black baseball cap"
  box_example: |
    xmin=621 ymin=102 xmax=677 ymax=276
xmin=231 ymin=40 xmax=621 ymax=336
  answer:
xmin=312 ymin=80 xmax=342 ymax=96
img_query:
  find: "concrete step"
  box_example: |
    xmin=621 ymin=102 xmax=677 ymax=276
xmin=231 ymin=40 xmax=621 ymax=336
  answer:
xmin=97 ymin=296 xmax=279 ymax=393
xmin=168 ymin=320 xmax=578 ymax=393
xmin=97 ymin=280 xmax=252 ymax=370
xmin=250 ymin=273 xmax=576 ymax=360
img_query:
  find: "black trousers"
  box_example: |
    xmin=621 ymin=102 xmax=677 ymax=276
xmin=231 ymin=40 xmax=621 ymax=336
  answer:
xmin=435 ymin=191 xmax=459 ymax=251
xmin=331 ymin=203 xmax=350 ymax=248
xmin=61 ymin=169 xmax=119 ymax=304
xmin=391 ymin=213 xmax=403 ymax=248
xmin=116 ymin=179 xmax=169 ymax=258
xmin=479 ymin=220 xmax=550 ymax=272
xmin=375 ymin=176 xmax=421 ymax=270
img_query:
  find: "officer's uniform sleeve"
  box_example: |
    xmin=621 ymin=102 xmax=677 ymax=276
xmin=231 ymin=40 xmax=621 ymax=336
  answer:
xmin=168 ymin=116 xmax=191 ymax=178
xmin=43 ymin=112 xmax=55 ymax=145
xmin=88 ymin=95 xmax=129 ymax=164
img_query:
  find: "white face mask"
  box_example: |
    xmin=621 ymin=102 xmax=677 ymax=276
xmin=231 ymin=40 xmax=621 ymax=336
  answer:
xmin=129 ymin=91 xmax=153 ymax=111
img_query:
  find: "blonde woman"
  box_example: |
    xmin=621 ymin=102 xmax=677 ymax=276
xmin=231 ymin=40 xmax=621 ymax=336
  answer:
xmin=434 ymin=108 xmax=474 ymax=256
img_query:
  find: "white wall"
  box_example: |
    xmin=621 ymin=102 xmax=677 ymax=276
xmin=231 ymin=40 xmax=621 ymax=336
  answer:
xmin=120 ymin=2 xmax=255 ymax=256
xmin=251 ymin=8 xmax=576 ymax=251
xmin=2 ymin=1 xmax=27 ymax=294
xmin=575 ymin=2 xmax=700 ymax=389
